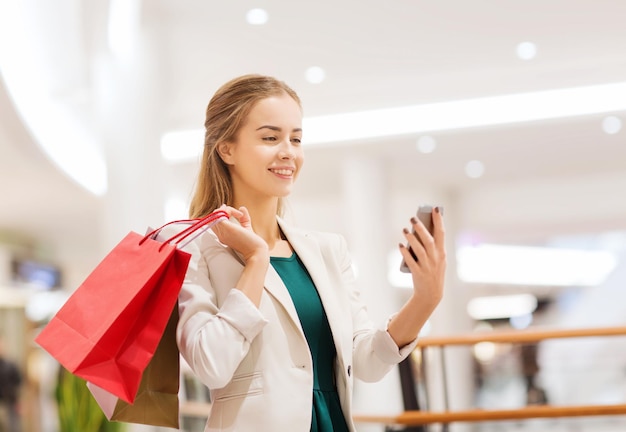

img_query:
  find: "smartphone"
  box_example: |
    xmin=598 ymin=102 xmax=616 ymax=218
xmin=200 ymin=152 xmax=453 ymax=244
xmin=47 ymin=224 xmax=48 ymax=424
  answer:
xmin=400 ymin=205 xmax=443 ymax=273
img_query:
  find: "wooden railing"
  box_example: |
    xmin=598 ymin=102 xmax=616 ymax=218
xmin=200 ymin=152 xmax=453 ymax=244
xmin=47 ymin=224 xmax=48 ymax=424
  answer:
xmin=353 ymin=326 xmax=626 ymax=426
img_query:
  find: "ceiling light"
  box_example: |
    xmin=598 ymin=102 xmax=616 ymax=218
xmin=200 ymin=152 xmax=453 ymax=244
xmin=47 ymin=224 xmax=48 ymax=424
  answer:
xmin=246 ymin=8 xmax=269 ymax=25
xmin=467 ymin=294 xmax=538 ymax=320
xmin=161 ymin=81 xmax=626 ymax=161
xmin=516 ymin=41 xmax=537 ymax=60
xmin=457 ymin=244 xmax=618 ymax=287
xmin=602 ymin=115 xmax=622 ymax=134
xmin=305 ymin=66 xmax=326 ymax=84
xmin=302 ymin=81 xmax=626 ymax=146
xmin=465 ymin=160 xmax=485 ymax=178
xmin=416 ymin=135 xmax=436 ymax=153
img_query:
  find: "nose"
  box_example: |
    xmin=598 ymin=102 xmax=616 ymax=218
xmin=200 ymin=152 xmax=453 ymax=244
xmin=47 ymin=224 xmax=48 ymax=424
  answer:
xmin=279 ymin=141 xmax=296 ymax=160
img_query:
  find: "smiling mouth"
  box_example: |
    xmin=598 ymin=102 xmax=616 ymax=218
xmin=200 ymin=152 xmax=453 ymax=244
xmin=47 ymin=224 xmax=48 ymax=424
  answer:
xmin=269 ymin=168 xmax=294 ymax=176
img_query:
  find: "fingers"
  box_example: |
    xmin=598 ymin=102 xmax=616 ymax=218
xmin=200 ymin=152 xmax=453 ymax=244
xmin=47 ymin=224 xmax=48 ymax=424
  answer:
xmin=405 ymin=218 xmax=430 ymax=262
xmin=217 ymin=204 xmax=254 ymax=231
xmin=218 ymin=204 xmax=242 ymax=218
xmin=237 ymin=206 xmax=253 ymax=229
xmin=400 ymin=210 xmax=447 ymax=301
xmin=401 ymin=209 xmax=446 ymax=268
xmin=399 ymin=241 xmax=419 ymax=273
xmin=431 ymin=206 xmax=445 ymax=246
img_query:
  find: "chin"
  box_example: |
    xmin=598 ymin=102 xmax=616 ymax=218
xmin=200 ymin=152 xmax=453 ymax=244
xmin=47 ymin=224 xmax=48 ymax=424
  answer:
xmin=275 ymin=187 xmax=294 ymax=198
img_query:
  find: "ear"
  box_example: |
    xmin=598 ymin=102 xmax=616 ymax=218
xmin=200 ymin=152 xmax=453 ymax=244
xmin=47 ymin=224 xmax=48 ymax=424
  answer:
xmin=216 ymin=141 xmax=235 ymax=165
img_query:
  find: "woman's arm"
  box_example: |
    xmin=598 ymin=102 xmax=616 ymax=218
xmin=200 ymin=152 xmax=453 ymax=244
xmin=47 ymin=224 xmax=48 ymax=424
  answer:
xmin=388 ymin=207 xmax=446 ymax=347
xmin=168 ymin=206 xmax=272 ymax=389
xmin=211 ymin=205 xmax=270 ymax=306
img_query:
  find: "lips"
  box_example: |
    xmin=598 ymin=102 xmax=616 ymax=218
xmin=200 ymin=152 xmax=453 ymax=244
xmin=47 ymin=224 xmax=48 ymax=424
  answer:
xmin=269 ymin=168 xmax=295 ymax=176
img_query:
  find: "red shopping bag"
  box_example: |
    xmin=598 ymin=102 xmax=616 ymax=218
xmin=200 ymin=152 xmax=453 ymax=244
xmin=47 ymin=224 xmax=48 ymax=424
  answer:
xmin=35 ymin=210 xmax=227 ymax=403
xmin=87 ymin=304 xmax=181 ymax=427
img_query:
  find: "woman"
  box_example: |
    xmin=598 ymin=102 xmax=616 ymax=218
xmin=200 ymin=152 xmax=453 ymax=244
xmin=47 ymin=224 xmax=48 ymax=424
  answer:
xmin=173 ymin=74 xmax=446 ymax=431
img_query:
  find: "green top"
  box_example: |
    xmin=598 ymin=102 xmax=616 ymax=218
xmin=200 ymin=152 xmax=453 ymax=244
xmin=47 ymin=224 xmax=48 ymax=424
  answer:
xmin=271 ymin=253 xmax=349 ymax=432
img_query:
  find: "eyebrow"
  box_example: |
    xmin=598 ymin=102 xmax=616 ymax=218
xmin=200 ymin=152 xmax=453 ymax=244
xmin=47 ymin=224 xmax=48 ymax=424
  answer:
xmin=256 ymin=125 xmax=302 ymax=133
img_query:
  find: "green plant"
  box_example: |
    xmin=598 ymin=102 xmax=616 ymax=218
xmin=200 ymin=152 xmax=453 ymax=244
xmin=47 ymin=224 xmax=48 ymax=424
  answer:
xmin=55 ymin=367 xmax=125 ymax=432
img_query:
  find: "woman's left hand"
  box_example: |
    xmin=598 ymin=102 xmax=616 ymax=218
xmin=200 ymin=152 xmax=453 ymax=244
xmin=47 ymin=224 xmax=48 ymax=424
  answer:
xmin=398 ymin=207 xmax=446 ymax=309
xmin=387 ymin=208 xmax=446 ymax=347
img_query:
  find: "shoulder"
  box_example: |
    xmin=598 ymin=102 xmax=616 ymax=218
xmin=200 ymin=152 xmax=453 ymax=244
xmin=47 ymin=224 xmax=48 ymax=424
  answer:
xmin=308 ymin=230 xmax=346 ymax=251
xmin=278 ymin=218 xmax=348 ymax=255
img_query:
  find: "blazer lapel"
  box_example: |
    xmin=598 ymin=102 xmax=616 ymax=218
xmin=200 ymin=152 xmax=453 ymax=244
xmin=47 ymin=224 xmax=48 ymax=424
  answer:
xmin=226 ymin=217 xmax=348 ymax=360
xmin=278 ymin=218 xmax=348 ymax=365
xmin=263 ymin=262 xmax=303 ymax=333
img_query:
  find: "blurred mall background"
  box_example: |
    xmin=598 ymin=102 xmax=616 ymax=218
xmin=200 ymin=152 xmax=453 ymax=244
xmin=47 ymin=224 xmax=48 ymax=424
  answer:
xmin=0 ymin=1 xmax=625 ymax=431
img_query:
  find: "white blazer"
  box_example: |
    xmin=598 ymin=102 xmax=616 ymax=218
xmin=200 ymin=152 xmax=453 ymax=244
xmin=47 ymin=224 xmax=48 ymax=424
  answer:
xmin=170 ymin=217 xmax=417 ymax=432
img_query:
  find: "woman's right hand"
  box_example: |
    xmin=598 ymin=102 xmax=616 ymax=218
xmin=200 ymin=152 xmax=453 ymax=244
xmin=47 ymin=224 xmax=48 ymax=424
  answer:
xmin=212 ymin=205 xmax=269 ymax=306
xmin=212 ymin=205 xmax=270 ymax=264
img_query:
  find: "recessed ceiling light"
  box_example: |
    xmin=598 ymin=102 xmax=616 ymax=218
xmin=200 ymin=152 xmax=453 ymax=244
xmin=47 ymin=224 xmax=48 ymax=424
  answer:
xmin=246 ymin=8 xmax=269 ymax=25
xmin=305 ymin=66 xmax=326 ymax=84
xmin=416 ymin=135 xmax=436 ymax=153
xmin=516 ymin=41 xmax=537 ymax=60
xmin=465 ymin=160 xmax=485 ymax=178
xmin=602 ymin=115 xmax=622 ymax=134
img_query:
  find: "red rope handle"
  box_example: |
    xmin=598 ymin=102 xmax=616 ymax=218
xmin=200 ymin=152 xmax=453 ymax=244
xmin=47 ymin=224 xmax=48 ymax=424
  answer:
xmin=170 ymin=211 xmax=229 ymax=248
xmin=140 ymin=210 xmax=229 ymax=249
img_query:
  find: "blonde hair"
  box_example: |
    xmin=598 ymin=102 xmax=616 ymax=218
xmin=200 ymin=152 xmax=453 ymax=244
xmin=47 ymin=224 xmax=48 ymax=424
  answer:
xmin=189 ymin=74 xmax=301 ymax=218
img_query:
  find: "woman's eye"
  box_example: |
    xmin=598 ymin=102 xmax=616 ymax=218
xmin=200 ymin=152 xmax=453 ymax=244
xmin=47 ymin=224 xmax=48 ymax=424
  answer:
xmin=262 ymin=136 xmax=277 ymax=142
xmin=291 ymin=137 xmax=302 ymax=145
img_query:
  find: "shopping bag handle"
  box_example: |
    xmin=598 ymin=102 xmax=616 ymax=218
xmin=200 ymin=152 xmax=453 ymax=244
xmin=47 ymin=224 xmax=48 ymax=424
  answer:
xmin=157 ymin=209 xmax=228 ymax=246
xmin=169 ymin=210 xmax=229 ymax=249
xmin=141 ymin=209 xmax=229 ymax=250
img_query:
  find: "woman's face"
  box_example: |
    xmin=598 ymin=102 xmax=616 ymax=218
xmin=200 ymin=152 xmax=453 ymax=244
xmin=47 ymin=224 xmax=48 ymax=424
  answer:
xmin=219 ymin=93 xmax=304 ymax=204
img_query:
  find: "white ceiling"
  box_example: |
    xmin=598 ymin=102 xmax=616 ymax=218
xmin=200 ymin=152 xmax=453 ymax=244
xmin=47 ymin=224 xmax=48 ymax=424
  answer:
xmin=0 ymin=0 xmax=625 ymax=280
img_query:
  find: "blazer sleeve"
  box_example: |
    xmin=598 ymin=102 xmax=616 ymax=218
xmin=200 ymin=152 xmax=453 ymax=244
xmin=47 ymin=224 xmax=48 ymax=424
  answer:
xmin=163 ymin=225 xmax=268 ymax=389
xmin=334 ymin=234 xmax=418 ymax=382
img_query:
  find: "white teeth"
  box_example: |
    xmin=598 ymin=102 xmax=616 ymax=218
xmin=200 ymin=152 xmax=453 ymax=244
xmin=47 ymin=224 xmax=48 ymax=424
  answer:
xmin=271 ymin=169 xmax=293 ymax=176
